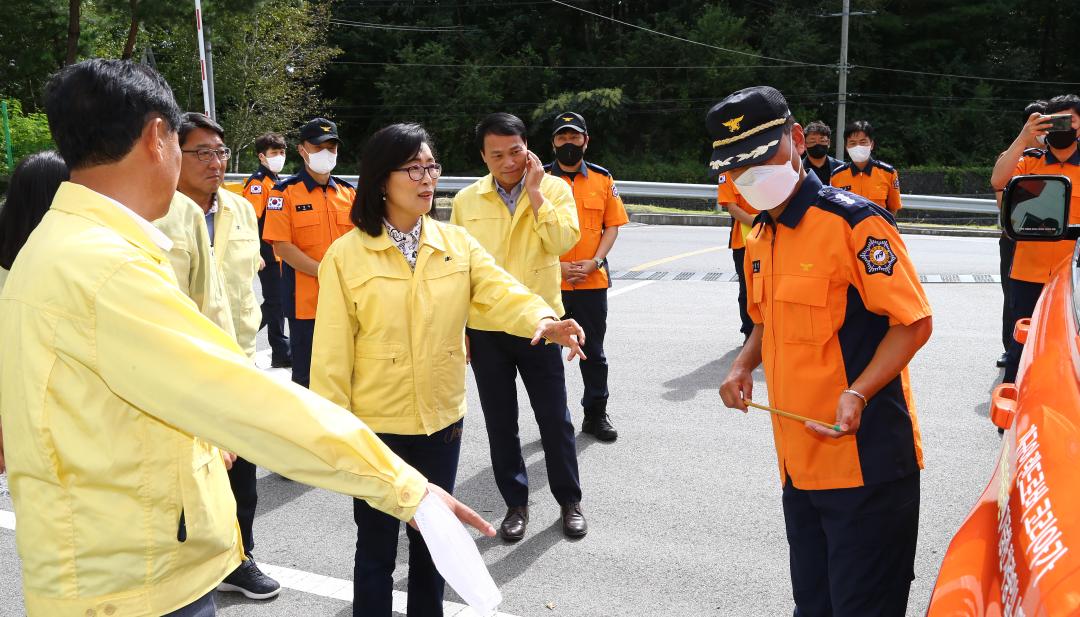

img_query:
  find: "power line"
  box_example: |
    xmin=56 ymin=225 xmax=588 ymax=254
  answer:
xmin=851 ymin=63 xmax=1080 ymax=86
xmin=548 ymin=0 xmax=832 ymax=68
xmin=328 ymin=18 xmax=472 ymax=32
xmin=330 ymin=60 xmax=818 ymax=70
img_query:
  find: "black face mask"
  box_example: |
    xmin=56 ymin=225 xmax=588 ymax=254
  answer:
xmin=1047 ymin=128 xmax=1078 ymax=150
xmin=806 ymin=144 xmax=829 ymax=159
xmin=555 ymin=142 xmax=584 ymax=166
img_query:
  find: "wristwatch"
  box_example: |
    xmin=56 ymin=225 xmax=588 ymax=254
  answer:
xmin=594 ymin=257 xmax=606 ymax=269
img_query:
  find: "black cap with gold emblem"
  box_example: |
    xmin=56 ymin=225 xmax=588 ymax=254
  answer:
xmin=298 ymin=117 xmax=340 ymax=145
xmin=705 ymin=86 xmax=791 ymax=176
xmin=551 ymin=111 xmax=587 ymax=136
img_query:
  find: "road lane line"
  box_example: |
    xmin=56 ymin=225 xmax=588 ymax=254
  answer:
xmin=628 ymin=246 xmax=725 ymax=271
xmin=0 ymin=510 xmax=518 ymax=616
xmin=609 ymin=280 xmax=655 ymax=297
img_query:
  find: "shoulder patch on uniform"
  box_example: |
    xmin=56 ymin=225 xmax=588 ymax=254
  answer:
xmin=584 ymin=162 xmax=612 ymax=177
xmin=612 ymin=184 xmax=620 ymax=197
xmin=1021 ymin=148 xmax=1046 ymax=159
xmin=331 ymin=176 xmax=355 ymax=189
xmin=873 ymin=160 xmax=896 ymax=173
xmin=815 ymin=186 xmax=888 ymax=228
xmin=248 ymin=184 xmax=263 ymax=194
xmin=267 ymin=196 xmax=284 ymax=211
xmin=717 ymin=175 xmax=727 ymax=185
xmin=858 ymin=236 xmax=897 ymax=275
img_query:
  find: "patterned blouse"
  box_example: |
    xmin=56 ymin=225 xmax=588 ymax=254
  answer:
xmin=384 ymin=217 xmax=422 ymax=270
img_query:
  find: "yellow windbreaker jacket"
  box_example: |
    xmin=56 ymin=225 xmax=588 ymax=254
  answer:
xmin=449 ymin=173 xmax=579 ymax=329
xmin=211 ymin=188 xmax=262 ymax=358
xmin=0 ymin=182 xmax=427 ymax=616
xmin=311 ymin=219 xmax=557 ymax=435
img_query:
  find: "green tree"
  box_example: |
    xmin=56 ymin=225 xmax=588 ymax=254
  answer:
xmin=0 ymin=100 xmax=55 ymax=175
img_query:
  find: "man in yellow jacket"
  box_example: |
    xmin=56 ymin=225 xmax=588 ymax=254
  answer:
xmin=0 ymin=58 xmax=493 ymax=617
xmin=450 ymin=112 xmax=587 ymax=542
xmin=158 ymin=111 xmax=279 ymax=600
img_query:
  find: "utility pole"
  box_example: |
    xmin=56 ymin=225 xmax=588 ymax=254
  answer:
xmin=836 ymin=0 xmax=850 ymax=161
xmin=194 ymin=0 xmax=213 ymax=119
xmin=819 ymin=2 xmax=874 ymax=162
xmin=205 ymin=23 xmax=218 ymax=121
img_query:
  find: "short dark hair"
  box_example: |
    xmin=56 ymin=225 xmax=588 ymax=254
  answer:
xmin=0 ymin=150 xmax=69 ymax=270
xmin=1046 ymin=94 xmax=1080 ymax=117
xmin=179 ymin=112 xmax=225 ymax=147
xmin=352 ymin=123 xmax=437 ymax=237
xmin=43 ymin=59 xmax=182 ymax=170
xmin=844 ymin=120 xmax=874 ymax=141
xmin=475 ymin=113 xmax=527 ymax=152
xmin=804 ymin=121 xmax=831 ymax=139
xmin=1023 ymin=100 xmax=1047 ymax=123
xmin=255 ymin=132 xmax=287 ymax=154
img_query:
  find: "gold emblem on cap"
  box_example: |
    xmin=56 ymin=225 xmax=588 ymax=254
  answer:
xmin=562 ymin=116 xmax=574 ymax=122
xmin=321 ymin=125 xmax=331 ymax=132
xmin=722 ymin=115 xmax=744 ymax=133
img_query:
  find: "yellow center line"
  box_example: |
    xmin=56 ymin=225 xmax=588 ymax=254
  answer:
xmin=628 ymin=246 xmax=726 ymax=272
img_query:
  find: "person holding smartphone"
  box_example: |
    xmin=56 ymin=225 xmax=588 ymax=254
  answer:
xmin=450 ymin=113 xmax=589 ymax=542
xmin=991 ymin=93 xmax=1080 ymax=384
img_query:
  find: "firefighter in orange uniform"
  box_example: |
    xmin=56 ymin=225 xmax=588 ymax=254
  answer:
xmin=830 ymin=120 xmax=903 ymax=214
xmin=713 ymin=87 xmax=933 ymax=617
xmin=544 ymin=112 xmax=629 ymax=442
xmin=243 ymin=131 xmax=291 ymax=368
xmin=717 ymin=172 xmax=759 ymax=342
xmin=262 ymin=118 xmax=356 ymax=387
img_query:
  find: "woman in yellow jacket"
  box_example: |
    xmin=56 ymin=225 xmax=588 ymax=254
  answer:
xmin=311 ymin=123 xmax=585 ymax=617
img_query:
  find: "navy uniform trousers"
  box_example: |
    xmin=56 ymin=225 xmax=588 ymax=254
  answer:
xmin=466 ymin=328 xmax=582 ymax=508
xmin=352 ymin=420 xmax=462 ymax=617
xmin=560 ymin=288 xmax=609 ymax=412
xmin=784 ymin=472 xmax=920 ymax=617
xmin=257 ymin=239 xmax=291 ymax=364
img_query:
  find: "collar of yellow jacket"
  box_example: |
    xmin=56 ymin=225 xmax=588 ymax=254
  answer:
xmin=51 ymin=182 xmax=170 ymax=262
xmin=357 ymin=216 xmax=447 ymax=253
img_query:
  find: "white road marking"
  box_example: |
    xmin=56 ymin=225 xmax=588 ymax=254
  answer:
xmin=0 ymin=510 xmax=517 ymax=616
xmin=609 ymin=280 xmax=655 ymax=297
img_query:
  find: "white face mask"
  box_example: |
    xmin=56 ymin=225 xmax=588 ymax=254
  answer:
xmin=264 ymin=154 xmax=286 ymax=174
xmin=733 ymin=138 xmax=800 ymax=211
xmin=847 ymin=144 xmax=872 ymax=163
xmin=305 ymin=148 xmax=337 ymax=175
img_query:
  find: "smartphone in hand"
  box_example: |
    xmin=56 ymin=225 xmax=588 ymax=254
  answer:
xmin=1046 ymin=114 xmax=1073 ymax=132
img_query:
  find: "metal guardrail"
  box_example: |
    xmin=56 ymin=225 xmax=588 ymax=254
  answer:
xmin=224 ymin=174 xmax=998 ymax=215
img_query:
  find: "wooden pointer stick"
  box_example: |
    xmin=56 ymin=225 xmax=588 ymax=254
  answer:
xmin=742 ymin=400 xmax=842 ymax=432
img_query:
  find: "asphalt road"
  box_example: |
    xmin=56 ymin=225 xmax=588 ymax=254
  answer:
xmin=0 ymin=224 xmax=1008 ymax=616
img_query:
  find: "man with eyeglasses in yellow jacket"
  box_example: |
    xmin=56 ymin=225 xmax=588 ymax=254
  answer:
xmin=0 ymin=59 xmax=493 ymax=617
xmin=155 ymin=111 xmax=282 ymax=600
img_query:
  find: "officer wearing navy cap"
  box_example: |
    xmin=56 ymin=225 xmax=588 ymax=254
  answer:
xmin=713 ymin=86 xmax=934 ymax=617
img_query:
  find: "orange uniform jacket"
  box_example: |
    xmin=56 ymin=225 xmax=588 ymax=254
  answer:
xmin=717 ymin=172 xmax=760 ymax=251
xmin=262 ymin=168 xmax=356 ymax=319
xmin=546 ymin=161 xmax=629 ymax=290
xmin=745 ymin=173 xmax=932 ymax=490
xmin=830 ymin=158 xmax=902 ymax=214
xmin=1008 ymin=146 xmax=1080 ymax=284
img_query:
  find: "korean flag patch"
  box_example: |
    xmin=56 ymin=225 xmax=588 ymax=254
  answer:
xmin=612 ymin=184 xmax=620 ymax=198
xmin=267 ymin=196 xmax=284 ymax=211
xmin=858 ymin=236 xmax=897 ymax=275
xmin=249 ymin=184 xmax=263 ymax=195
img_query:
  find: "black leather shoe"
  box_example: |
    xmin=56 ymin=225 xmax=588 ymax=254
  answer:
xmin=996 ymin=352 xmax=1008 ymax=368
xmin=582 ymin=413 xmax=618 ymax=442
xmin=500 ymin=506 xmax=528 ymax=542
xmin=271 ymin=355 xmax=293 ymax=368
xmin=561 ymin=503 xmax=587 ymax=538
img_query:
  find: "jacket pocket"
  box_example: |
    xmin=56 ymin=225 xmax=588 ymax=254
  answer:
xmin=176 ymin=439 xmax=235 ymax=553
xmin=774 ymin=275 xmax=832 ymax=346
xmin=581 ymin=198 xmax=605 ymax=230
xmin=352 ymin=341 xmax=409 ymax=417
xmin=434 ymin=341 xmax=467 ymax=412
xmin=293 ymin=211 xmax=322 ymax=248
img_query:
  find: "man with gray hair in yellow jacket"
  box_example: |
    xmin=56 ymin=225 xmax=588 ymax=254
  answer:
xmin=0 ymin=59 xmax=493 ymax=617
xmin=155 ymin=111 xmax=280 ymax=600
xmin=450 ymin=112 xmax=586 ymax=542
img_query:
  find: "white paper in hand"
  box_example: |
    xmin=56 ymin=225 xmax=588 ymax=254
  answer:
xmin=414 ymin=493 xmax=502 ymax=616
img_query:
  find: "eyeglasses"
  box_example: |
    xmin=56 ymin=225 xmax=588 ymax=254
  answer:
xmin=394 ymin=163 xmax=442 ymax=181
xmin=182 ymin=147 xmax=232 ymax=162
